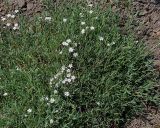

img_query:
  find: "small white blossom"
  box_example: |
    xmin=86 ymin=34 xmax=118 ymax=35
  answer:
xmin=79 ymin=13 xmax=84 ymax=17
xmin=45 ymin=97 xmax=49 ymax=101
xmin=6 ymin=23 xmax=11 ymax=27
xmin=81 ymin=22 xmax=85 ymax=25
xmin=95 ymin=17 xmax=98 ymax=19
xmin=66 ymin=39 xmax=71 ymax=43
xmin=67 ymin=73 xmax=71 ymax=77
xmin=13 ymin=26 xmax=19 ymax=30
xmin=69 ymin=47 xmax=74 ymax=53
xmin=6 ymin=14 xmax=11 ymax=17
xmin=62 ymin=41 xmax=69 ymax=46
xmin=64 ymin=91 xmax=70 ymax=97
xmin=96 ymin=102 xmax=100 ymax=105
xmin=62 ymin=79 xmax=66 ymax=84
xmin=73 ymin=53 xmax=78 ymax=57
xmin=11 ymin=15 xmax=15 ymax=18
xmin=89 ymin=10 xmax=93 ymax=14
xmin=63 ymin=18 xmax=67 ymax=23
xmin=71 ymin=75 xmax=76 ymax=80
xmin=24 ymin=114 xmax=28 ymax=117
xmin=88 ymin=4 xmax=93 ymax=7
xmin=45 ymin=17 xmax=51 ymax=21
xmin=67 ymin=69 xmax=71 ymax=73
xmin=1 ymin=17 xmax=6 ymax=21
xmin=47 ymin=103 xmax=50 ymax=106
xmin=54 ymin=90 xmax=58 ymax=94
xmin=90 ymin=26 xmax=95 ymax=30
xmin=59 ymin=51 xmax=63 ymax=54
xmin=15 ymin=10 xmax=19 ymax=13
xmin=27 ymin=109 xmax=32 ymax=113
xmin=14 ymin=23 xmax=18 ymax=27
xmin=67 ymin=79 xmax=72 ymax=83
xmin=61 ymin=65 xmax=66 ymax=71
xmin=107 ymin=43 xmax=110 ymax=46
xmin=50 ymin=119 xmax=54 ymax=124
xmin=68 ymin=64 xmax=73 ymax=68
xmin=50 ymin=98 xmax=55 ymax=103
xmin=74 ymin=43 xmax=78 ymax=47
xmin=86 ymin=26 xmax=89 ymax=30
xmin=3 ymin=93 xmax=8 ymax=96
xmin=99 ymin=36 xmax=104 ymax=41
xmin=81 ymin=29 xmax=85 ymax=34
xmin=112 ymin=42 xmax=115 ymax=45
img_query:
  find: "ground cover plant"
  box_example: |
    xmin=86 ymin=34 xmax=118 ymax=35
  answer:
xmin=0 ymin=1 xmax=159 ymax=128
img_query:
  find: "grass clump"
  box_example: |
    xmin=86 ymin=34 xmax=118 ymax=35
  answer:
xmin=0 ymin=2 xmax=159 ymax=128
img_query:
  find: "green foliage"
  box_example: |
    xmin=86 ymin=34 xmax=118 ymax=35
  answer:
xmin=0 ymin=2 xmax=159 ymax=128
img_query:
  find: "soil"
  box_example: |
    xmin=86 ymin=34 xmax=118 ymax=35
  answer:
xmin=0 ymin=0 xmax=160 ymax=128
xmin=0 ymin=0 xmax=42 ymax=16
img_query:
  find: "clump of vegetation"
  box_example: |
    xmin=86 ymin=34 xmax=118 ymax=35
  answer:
xmin=0 ymin=1 xmax=159 ymax=128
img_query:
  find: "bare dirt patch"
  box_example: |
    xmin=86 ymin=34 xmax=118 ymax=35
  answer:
xmin=132 ymin=0 xmax=160 ymax=71
xmin=0 ymin=0 xmax=42 ymax=16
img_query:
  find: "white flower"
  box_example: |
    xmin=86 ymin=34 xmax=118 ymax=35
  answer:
xmin=45 ymin=17 xmax=51 ymax=21
xmin=6 ymin=23 xmax=11 ymax=27
xmin=50 ymin=98 xmax=55 ymax=103
xmin=66 ymin=39 xmax=71 ymax=43
xmin=107 ymin=43 xmax=110 ymax=46
xmin=67 ymin=73 xmax=71 ymax=77
xmin=63 ymin=18 xmax=67 ymax=23
xmin=99 ymin=36 xmax=104 ymax=41
xmin=81 ymin=22 xmax=85 ymax=25
xmin=16 ymin=66 xmax=21 ymax=71
xmin=112 ymin=42 xmax=115 ymax=45
xmin=69 ymin=47 xmax=74 ymax=53
xmin=89 ymin=10 xmax=93 ymax=14
xmin=67 ymin=79 xmax=72 ymax=83
xmin=62 ymin=79 xmax=66 ymax=84
xmin=85 ymin=26 xmax=89 ymax=30
xmin=73 ymin=53 xmax=78 ymax=57
xmin=3 ymin=93 xmax=8 ymax=96
xmin=96 ymin=102 xmax=100 ymax=105
xmin=62 ymin=41 xmax=69 ymax=46
xmin=81 ymin=29 xmax=85 ymax=34
xmin=11 ymin=15 xmax=15 ymax=18
xmin=50 ymin=119 xmax=54 ymax=124
xmin=79 ymin=13 xmax=84 ymax=17
xmin=6 ymin=14 xmax=11 ymax=17
xmin=66 ymin=69 xmax=71 ymax=73
xmin=90 ymin=26 xmax=95 ymax=30
xmin=50 ymin=77 xmax=54 ymax=83
xmin=68 ymin=64 xmax=73 ymax=68
xmin=74 ymin=43 xmax=78 ymax=47
xmin=61 ymin=65 xmax=66 ymax=71
xmin=45 ymin=97 xmax=49 ymax=101
xmin=27 ymin=109 xmax=32 ymax=113
xmin=95 ymin=17 xmax=98 ymax=19
xmin=14 ymin=23 xmax=18 ymax=27
xmin=64 ymin=91 xmax=70 ymax=97
xmin=15 ymin=10 xmax=19 ymax=13
xmin=24 ymin=114 xmax=28 ymax=117
xmin=54 ymin=90 xmax=58 ymax=94
xmin=88 ymin=4 xmax=93 ymax=7
xmin=1 ymin=17 xmax=6 ymax=21
xmin=59 ymin=51 xmax=63 ymax=54
xmin=13 ymin=26 xmax=19 ymax=30
xmin=71 ymin=75 xmax=76 ymax=80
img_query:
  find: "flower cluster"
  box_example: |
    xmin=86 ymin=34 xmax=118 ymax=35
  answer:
xmin=1 ymin=10 xmax=19 ymax=30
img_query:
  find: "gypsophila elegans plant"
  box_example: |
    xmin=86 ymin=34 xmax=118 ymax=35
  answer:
xmin=0 ymin=1 xmax=159 ymax=128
